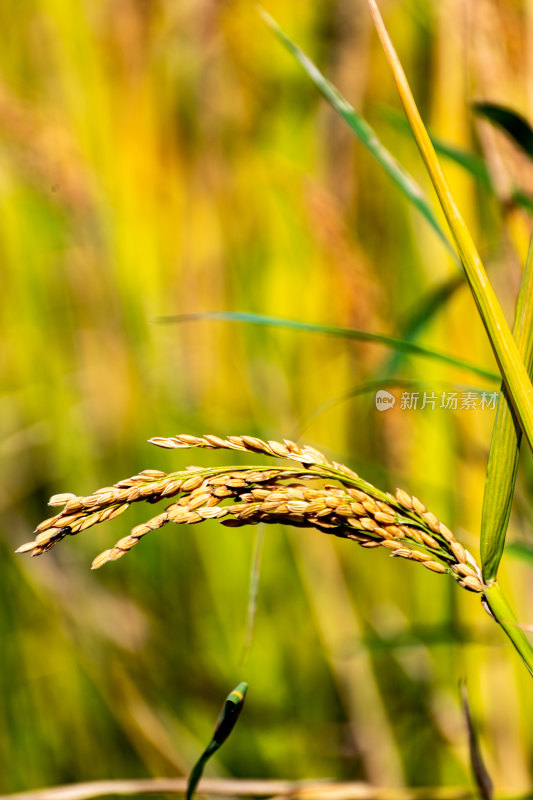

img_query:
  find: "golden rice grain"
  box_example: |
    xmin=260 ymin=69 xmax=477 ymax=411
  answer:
xmin=17 ymin=433 xmax=484 ymax=593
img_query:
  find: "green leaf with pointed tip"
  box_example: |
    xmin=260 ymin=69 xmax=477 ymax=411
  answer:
xmin=258 ymin=7 xmax=457 ymax=261
xmin=473 ymin=102 xmax=533 ymax=158
xmin=187 ymin=683 xmax=248 ymax=800
xmin=480 ymin=237 xmax=533 ymax=581
xmin=158 ymin=311 xmax=500 ymax=383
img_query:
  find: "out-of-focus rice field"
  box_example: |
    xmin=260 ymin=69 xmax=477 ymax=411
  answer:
xmin=3 ymin=0 xmax=533 ymax=795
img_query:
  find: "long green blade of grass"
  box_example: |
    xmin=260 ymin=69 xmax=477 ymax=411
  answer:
xmin=365 ymin=0 xmax=533 ymax=458
xmin=159 ymin=311 xmax=500 ymax=382
xmin=258 ymin=8 xmax=457 ymax=261
xmin=480 ymin=237 xmax=533 ymax=582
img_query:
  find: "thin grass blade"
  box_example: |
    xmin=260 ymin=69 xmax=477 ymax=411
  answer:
xmin=460 ymin=683 xmax=493 ymax=800
xmin=187 ymin=683 xmax=248 ymax=800
xmin=241 ymin=527 xmax=265 ymax=667
xmin=158 ymin=311 xmax=499 ymax=383
xmin=258 ymin=8 xmax=457 ymax=260
xmin=365 ymin=0 xmax=533 ymax=456
xmin=480 ymin=237 xmax=533 ymax=581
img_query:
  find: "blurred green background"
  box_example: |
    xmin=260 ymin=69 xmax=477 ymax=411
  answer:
xmin=3 ymin=0 xmax=533 ymax=794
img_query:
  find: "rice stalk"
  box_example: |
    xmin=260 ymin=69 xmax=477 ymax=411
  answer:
xmin=17 ymin=435 xmax=484 ymax=594
xmin=364 ymin=0 xmax=533 ymax=455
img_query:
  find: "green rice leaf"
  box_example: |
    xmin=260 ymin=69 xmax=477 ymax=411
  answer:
xmin=480 ymin=237 xmax=533 ymax=581
xmin=258 ymin=8 xmax=457 ymax=260
xmin=158 ymin=311 xmax=499 ymax=382
xmin=365 ymin=0 xmax=533 ymax=676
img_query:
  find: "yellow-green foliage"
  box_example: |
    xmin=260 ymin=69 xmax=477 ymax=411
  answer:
xmin=2 ymin=1 xmax=533 ymax=795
